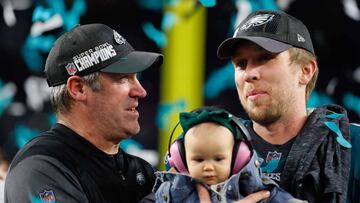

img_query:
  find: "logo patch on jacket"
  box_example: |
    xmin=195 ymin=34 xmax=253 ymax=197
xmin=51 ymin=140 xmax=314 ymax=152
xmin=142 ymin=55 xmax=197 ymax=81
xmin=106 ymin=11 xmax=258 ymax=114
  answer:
xmin=39 ymin=190 xmax=56 ymax=202
xmin=136 ymin=172 xmax=146 ymax=186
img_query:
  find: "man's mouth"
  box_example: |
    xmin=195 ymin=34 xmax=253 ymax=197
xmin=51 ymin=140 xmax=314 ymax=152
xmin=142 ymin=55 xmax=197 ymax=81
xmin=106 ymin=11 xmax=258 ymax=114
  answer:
xmin=246 ymin=90 xmax=267 ymax=97
xmin=126 ymin=105 xmax=138 ymax=113
xmin=127 ymin=107 xmax=136 ymax=112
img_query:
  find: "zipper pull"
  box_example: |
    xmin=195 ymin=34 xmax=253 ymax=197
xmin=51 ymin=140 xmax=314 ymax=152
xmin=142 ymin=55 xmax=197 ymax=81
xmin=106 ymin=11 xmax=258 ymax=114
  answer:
xmin=118 ymin=171 xmax=126 ymax=180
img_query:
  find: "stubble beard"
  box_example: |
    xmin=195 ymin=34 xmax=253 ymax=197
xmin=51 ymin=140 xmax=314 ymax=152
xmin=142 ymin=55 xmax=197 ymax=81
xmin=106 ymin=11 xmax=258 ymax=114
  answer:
xmin=241 ymin=97 xmax=283 ymax=126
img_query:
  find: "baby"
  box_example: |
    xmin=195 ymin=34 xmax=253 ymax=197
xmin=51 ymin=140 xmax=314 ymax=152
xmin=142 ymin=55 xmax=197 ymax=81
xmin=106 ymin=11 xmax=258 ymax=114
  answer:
xmin=153 ymin=107 xmax=306 ymax=203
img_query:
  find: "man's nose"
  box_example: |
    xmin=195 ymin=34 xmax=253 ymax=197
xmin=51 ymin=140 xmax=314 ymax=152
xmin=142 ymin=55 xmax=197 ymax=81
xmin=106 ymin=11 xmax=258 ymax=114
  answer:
xmin=243 ymin=65 xmax=260 ymax=82
xmin=131 ymin=79 xmax=147 ymax=98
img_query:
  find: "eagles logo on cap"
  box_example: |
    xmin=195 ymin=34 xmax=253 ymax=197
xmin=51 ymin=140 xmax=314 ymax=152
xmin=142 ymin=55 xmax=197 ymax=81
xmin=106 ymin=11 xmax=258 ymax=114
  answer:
xmin=240 ymin=14 xmax=274 ymax=31
xmin=113 ymin=30 xmax=126 ymax=45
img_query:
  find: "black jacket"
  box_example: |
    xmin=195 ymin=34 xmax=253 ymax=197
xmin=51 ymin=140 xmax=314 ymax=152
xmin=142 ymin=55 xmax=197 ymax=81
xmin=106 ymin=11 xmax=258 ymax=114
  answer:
xmin=5 ymin=123 xmax=155 ymax=203
xmin=246 ymin=105 xmax=351 ymax=203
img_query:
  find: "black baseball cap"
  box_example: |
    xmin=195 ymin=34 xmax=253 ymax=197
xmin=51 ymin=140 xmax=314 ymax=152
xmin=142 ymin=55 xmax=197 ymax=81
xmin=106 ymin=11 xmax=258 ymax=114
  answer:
xmin=45 ymin=23 xmax=163 ymax=87
xmin=217 ymin=9 xmax=315 ymax=58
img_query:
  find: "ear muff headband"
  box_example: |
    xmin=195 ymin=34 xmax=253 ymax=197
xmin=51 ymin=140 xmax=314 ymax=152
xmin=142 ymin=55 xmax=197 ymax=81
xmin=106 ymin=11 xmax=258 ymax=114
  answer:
xmin=167 ymin=122 xmax=180 ymax=155
xmin=230 ymin=116 xmax=252 ymax=143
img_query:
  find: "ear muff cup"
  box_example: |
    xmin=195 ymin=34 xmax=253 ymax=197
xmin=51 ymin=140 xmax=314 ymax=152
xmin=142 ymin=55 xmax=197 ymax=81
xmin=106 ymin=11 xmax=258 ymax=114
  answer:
xmin=232 ymin=140 xmax=252 ymax=174
xmin=168 ymin=139 xmax=188 ymax=173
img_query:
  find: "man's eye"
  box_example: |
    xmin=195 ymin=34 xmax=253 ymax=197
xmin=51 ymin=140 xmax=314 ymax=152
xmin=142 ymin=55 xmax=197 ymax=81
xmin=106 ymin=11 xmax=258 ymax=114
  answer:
xmin=259 ymin=54 xmax=274 ymax=62
xmin=117 ymin=76 xmax=129 ymax=83
xmin=235 ymin=60 xmax=247 ymax=69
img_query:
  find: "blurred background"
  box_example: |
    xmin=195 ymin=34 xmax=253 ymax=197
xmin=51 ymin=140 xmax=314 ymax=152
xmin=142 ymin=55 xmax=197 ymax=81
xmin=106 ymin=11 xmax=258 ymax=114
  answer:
xmin=0 ymin=0 xmax=359 ymax=170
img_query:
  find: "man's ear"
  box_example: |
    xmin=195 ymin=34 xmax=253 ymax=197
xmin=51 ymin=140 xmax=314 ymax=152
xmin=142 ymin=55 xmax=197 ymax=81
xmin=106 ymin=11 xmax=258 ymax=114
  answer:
xmin=299 ymin=60 xmax=317 ymax=85
xmin=66 ymin=76 xmax=87 ymax=101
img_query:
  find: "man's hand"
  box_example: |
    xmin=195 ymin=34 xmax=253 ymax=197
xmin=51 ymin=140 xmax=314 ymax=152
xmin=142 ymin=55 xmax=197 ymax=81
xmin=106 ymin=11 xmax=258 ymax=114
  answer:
xmin=196 ymin=184 xmax=270 ymax=203
xmin=235 ymin=190 xmax=270 ymax=203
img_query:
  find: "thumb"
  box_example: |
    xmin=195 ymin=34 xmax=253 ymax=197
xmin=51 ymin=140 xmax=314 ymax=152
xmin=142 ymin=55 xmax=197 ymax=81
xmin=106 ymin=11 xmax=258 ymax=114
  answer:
xmin=240 ymin=190 xmax=270 ymax=203
xmin=196 ymin=184 xmax=212 ymax=203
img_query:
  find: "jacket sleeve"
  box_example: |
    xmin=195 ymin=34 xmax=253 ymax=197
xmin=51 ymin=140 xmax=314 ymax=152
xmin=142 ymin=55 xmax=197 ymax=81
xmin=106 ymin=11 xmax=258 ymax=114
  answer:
xmin=140 ymin=192 xmax=155 ymax=203
xmin=5 ymin=155 xmax=89 ymax=203
xmin=347 ymin=123 xmax=360 ymax=203
xmin=321 ymin=126 xmax=351 ymax=203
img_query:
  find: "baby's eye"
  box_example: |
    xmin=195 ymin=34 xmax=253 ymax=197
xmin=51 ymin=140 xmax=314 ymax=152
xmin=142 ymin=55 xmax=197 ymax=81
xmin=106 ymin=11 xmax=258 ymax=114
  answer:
xmin=215 ymin=157 xmax=224 ymax=161
xmin=194 ymin=158 xmax=204 ymax=162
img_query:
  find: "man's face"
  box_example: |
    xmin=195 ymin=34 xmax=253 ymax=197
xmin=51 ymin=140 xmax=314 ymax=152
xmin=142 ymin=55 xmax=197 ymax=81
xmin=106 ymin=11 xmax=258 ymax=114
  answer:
xmin=232 ymin=41 xmax=302 ymax=125
xmin=185 ymin=122 xmax=234 ymax=185
xmin=87 ymin=72 xmax=147 ymax=142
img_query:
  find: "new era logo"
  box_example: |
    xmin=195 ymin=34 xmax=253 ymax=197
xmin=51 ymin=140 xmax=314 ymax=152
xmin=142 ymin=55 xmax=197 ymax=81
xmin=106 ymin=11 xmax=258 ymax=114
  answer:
xmin=297 ymin=34 xmax=305 ymax=42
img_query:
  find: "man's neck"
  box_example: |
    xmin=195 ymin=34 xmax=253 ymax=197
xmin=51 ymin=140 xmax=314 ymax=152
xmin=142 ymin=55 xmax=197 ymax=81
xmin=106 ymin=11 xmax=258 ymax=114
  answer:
xmin=252 ymin=111 xmax=309 ymax=145
xmin=57 ymin=114 xmax=120 ymax=155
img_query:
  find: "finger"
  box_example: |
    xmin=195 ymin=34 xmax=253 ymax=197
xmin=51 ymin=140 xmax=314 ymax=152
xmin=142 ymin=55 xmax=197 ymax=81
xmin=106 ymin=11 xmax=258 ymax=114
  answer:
xmin=196 ymin=184 xmax=212 ymax=203
xmin=168 ymin=167 xmax=177 ymax=172
xmin=241 ymin=190 xmax=270 ymax=203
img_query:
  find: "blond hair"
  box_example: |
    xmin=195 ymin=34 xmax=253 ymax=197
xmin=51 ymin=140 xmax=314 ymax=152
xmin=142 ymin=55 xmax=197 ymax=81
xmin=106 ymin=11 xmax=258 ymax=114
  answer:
xmin=288 ymin=47 xmax=318 ymax=101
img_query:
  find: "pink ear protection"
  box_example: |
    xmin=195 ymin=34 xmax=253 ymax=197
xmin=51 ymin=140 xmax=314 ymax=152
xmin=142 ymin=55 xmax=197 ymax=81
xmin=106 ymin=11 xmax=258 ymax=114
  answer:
xmin=166 ymin=108 xmax=252 ymax=174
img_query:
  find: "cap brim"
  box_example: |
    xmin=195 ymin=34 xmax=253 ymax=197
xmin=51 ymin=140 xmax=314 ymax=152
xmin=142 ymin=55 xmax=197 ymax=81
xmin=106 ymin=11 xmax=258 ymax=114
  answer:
xmin=217 ymin=36 xmax=292 ymax=59
xmin=101 ymin=51 xmax=163 ymax=73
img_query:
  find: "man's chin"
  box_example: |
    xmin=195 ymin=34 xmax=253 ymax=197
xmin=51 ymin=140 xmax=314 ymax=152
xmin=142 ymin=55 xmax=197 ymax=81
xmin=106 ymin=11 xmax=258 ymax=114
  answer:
xmin=247 ymin=110 xmax=280 ymax=126
xmin=130 ymin=125 xmax=141 ymax=136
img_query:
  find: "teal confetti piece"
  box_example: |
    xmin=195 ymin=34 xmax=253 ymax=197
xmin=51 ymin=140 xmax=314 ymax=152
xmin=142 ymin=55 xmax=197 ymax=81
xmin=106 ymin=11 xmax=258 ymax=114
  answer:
xmin=142 ymin=22 xmax=167 ymax=48
xmin=325 ymin=113 xmax=345 ymax=119
xmin=161 ymin=12 xmax=178 ymax=31
xmin=199 ymin=0 xmax=216 ymax=7
xmin=156 ymin=100 xmax=186 ymax=129
xmin=324 ymin=121 xmax=352 ymax=149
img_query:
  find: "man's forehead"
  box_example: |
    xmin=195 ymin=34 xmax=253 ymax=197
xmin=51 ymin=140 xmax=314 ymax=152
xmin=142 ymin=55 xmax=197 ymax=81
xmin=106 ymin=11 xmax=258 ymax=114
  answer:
xmin=232 ymin=41 xmax=272 ymax=57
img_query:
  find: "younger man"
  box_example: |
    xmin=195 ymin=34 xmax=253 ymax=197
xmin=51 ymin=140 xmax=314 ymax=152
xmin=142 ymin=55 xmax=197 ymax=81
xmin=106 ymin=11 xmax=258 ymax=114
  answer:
xmin=217 ymin=9 xmax=353 ymax=202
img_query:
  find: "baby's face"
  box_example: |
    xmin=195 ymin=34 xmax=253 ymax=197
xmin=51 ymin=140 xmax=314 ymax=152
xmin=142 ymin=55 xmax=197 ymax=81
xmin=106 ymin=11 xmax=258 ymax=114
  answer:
xmin=184 ymin=122 xmax=234 ymax=185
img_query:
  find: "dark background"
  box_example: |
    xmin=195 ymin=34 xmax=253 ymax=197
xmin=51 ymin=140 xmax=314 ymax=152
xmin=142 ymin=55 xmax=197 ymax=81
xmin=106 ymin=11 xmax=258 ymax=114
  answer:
xmin=0 ymin=0 xmax=359 ymax=167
